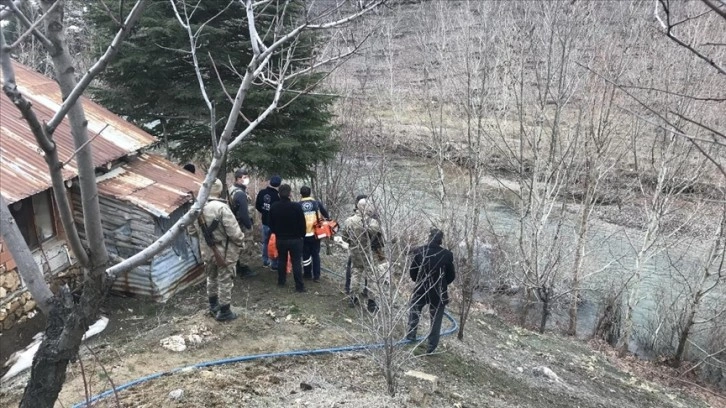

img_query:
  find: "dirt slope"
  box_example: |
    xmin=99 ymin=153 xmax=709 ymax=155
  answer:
xmin=0 ymin=257 xmax=715 ymax=408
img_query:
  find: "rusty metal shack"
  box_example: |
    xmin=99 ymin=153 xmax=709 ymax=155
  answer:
xmin=0 ymin=63 xmax=204 ymax=333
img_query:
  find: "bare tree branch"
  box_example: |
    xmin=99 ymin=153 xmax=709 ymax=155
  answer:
xmin=575 ymin=61 xmax=726 ymax=179
xmin=670 ymin=110 xmax=726 ymax=141
xmin=618 ymin=106 xmax=726 ymax=147
xmin=0 ymin=194 xmax=54 ymax=315
xmin=669 ymin=7 xmax=715 ymax=28
xmin=61 ymin=124 xmax=110 ymax=168
xmin=209 ymin=52 xmax=235 ymax=104
xmin=0 ymin=0 xmax=22 ymax=20
xmin=655 ymin=0 xmax=726 ymax=76
xmin=702 ymin=0 xmax=726 ymax=20
xmin=0 ymin=0 xmax=53 ymax=49
xmin=98 ymin=0 xmax=122 ymax=27
xmin=3 ymin=0 xmax=58 ymax=50
xmin=46 ymin=0 xmax=148 ymax=133
xmin=228 ymin=70 xmax=286 ymax=149
xmin=256 ymin=0 xmax=385 ymax=64
xmin=620 ymin=83 xmax=726 ymax=102
xmin=0 ymin=28 xmax=90 ymax=266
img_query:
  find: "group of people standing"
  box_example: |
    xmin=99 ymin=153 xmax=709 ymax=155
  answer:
xmin=191 ymin=171 xmax=330 ymax=322
xmin=257 ymin=175 xmax=330 ymax=292
xmin=191 ymin=169 xmax=456 ymax=354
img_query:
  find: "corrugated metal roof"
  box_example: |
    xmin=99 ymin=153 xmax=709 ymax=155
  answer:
xmin=96 ymin=154 xmax=204 ymax=218
xmin=0 ymin=62 xmax=157 ymax=203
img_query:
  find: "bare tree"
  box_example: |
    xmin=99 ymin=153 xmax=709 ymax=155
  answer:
xmin=362 ymin=162 xmax=421 ymax=397
xmin=329 ymin=148 xmax=425 ymax=396
xmin=0 ymin=0 xmax=384 ymax=406
xmin=500 ymin=1 xmax=589 ymax=334
xmin=566 ymin=71 xmax=629 ymax=336
xmin=672 ymin=198 xmax=726 ymax=366
xmin=411 ymin=0 xmax=507 ymax=339
xmin=1 ymin=2 xmax=147 ymax=405
xmin=616 ymin=129 xmax=709 ymax=356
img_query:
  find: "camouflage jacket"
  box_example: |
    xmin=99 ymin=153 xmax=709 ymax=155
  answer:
xmin=188 ymin=198 xmax=245 ymax=265
xmin=341 ymin=212 xmax=381 ymax=266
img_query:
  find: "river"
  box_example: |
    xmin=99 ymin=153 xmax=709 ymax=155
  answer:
xmin=350 ymin=156 xmax=723 ymax=356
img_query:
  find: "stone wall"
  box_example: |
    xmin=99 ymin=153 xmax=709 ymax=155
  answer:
xmin=0 ymin=244 xmax=32 ymax=332
xmin=0 ymin=267 xmax=20 ymax=299
xmin=0 ymin=290 xmax=37 ymax=332
xmin=0 ymin=239 xmax=80 ymax=333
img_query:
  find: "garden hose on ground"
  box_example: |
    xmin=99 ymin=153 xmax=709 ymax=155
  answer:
xmin=72 ymin=265 xmax=458 ymax=407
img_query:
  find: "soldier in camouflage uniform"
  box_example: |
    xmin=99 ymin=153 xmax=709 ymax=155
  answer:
xmin=341 ymin=198 xmax=381 ymax=312
xmin=189 ymin=179 xmax=245 ymax=322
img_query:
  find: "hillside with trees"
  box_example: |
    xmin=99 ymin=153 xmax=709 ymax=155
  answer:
xmin=0 ymin=1 xmax=724 ymax=407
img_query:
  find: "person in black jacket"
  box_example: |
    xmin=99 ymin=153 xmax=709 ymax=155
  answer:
xmin=406 ymin=228 xmax=456 ymax=354
xmin=255 ymin=175 xmax=281 ymax=269
xmin=269 ymin=184 xmax=307 ymax=292
xmin=229 ymin=168 xmax=256 ymax=278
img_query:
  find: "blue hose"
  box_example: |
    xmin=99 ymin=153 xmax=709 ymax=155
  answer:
xmin=73 ymin=265 xmax=459 ymax=407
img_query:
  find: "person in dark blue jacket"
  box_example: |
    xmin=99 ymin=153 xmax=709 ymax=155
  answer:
xmin=406 ymin=228 xmax=456 ymax=354
xmin=229 ymin=169 xmax=253 ymax=230
xmin=229 ymin=168 xmax=256 ymax=278
xmin=255 ymin=175 xmax=281 ymax=269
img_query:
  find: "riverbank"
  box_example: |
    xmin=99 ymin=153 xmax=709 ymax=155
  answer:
xmin=0 ymin=256 xmax=720 ymax=407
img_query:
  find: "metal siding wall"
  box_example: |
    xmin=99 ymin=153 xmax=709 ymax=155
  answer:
xmin=110 ymin=264 xmax=154 ymax=298
xmin=73 ymin=191 xmax=204 ymax=301
xmin=150 ymin=234 xmax=204 ymax=302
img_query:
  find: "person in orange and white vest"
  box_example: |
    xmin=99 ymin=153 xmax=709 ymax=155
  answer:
xmin=299 ymin=186 xmax=330 ymax=282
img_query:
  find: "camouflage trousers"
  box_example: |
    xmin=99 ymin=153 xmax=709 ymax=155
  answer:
xmin=349 ymin=262 xmax=380 ymax=300
xmin=237 ymin=231 xmax=254 ymax=266
xmin=206 ymin=262 xmax=235 ymax=305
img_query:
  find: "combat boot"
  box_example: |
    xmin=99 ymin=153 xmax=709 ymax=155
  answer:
xmin=208 ymin=296 xmax=221 ymax=316
xmin=216 ymin=304 xmax=237 ymax=322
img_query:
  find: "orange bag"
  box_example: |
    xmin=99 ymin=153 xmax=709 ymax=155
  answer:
xmin=267 ymin=233 xmax=291 ymax=274
xmin=314 ymin=219 xmax=339 ymax=239
xmin=268 ymin=233 xmax=278 ymax=259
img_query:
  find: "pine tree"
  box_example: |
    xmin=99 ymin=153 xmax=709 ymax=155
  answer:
xmin=88 ymin=1 xmax=337 ymax=178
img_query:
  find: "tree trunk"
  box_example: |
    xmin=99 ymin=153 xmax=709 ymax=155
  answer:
xmin=618 ymin=288 xmax=636 ymax=357
xmin=219 ymin=151 xmax=229 ymax=199
xmin=567 ymin=193 xmax=591 ymax=336
xmin=519 ymin=288 xmax=534 ymax=327
xmin=19 ymin=296 xmax=73 ymax=408
xmin=16 ymin=3 xmax=130 ymax=406
xmin=673 ymin=305 xmax=697 ymax=367
xmin=42 ymin=0 xmax=108 ymax=261
xmin=384 ymin=340 xmax=396 ymax=396
xmin=0 ymin=196 xmax=53 ymax=314
xmin=20 ymin=262 xmax=107 ymax=408
xmin=458 ymin=286 xmax=474 ymax=340
xmin=538 ymin=286 xmax=551 ymax=334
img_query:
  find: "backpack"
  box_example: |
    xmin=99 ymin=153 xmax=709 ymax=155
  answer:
xmin=229 ymin=185 xmax=252 ymax=214
xmin=228 ymin=185 xmax=242 ymax=212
